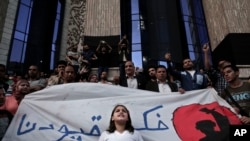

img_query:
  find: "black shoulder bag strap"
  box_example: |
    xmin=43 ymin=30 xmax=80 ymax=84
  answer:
xmin=224 ymin=89 xmax=249 ymax=117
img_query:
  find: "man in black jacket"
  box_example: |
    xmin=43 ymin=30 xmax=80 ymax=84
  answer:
xmin=146 ymin=65 xmax=185 ymax=94
xmin=119 ymin=61 xmax=146 ymax=90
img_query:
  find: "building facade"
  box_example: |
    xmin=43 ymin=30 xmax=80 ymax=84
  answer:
xmin=0 ymin=0 xmax=249 ymax=78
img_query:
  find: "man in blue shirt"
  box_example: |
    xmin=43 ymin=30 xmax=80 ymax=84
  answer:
xmin=165 ymin=54 xmax=208 ymax=91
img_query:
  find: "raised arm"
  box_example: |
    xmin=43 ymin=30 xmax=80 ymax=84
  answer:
xmin=118 ymin=35 xmax=130 ymax=53
xmin=96 ymin=41 xmax=102 ymax=52
xmin=106 ymin=43 xmax=112 ymax=53
xmin=202 ymin=43 xmax=211 ymax=70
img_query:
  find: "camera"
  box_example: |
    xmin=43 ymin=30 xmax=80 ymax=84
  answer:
xmin=101 ymin=40 xmax=106 ymax=44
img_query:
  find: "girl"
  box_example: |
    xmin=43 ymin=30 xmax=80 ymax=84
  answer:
xmin=99 ymin=104 xmax=144 ymax=141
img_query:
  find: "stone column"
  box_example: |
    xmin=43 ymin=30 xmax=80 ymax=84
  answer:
xmin=0 ymin=0 xmax=18 ymax=65
xmin=202 ymin=0 xmax=250 ymax=51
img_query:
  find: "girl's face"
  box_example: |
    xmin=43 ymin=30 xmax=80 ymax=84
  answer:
xmin=112 ymin=106 xmax=129 ymax=123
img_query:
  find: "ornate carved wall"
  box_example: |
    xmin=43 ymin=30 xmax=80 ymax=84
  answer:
xmin=61 ymin=0 xmax=121 ymax=59
xmin=67 ymin=0 xmax=86 ymax=51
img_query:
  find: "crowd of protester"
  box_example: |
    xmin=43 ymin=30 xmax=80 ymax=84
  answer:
xmin=0 ymin=39 xmax=250 ymax=139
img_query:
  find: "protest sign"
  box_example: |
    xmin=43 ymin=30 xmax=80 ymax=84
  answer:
xmin=3 ymin=83 xmax=241 ymax=141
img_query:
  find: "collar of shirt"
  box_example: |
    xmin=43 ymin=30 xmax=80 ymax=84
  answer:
xmin=126 ymin=74 xmax=136 ymax=79
xmin=157 ymin=79 xmax=168 ymax=84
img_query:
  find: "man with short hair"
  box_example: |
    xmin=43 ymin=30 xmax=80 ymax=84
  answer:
xmin=146 ymin=65 xmax=185 ymax=94
xmin=119 ymin=61 xmax=146 ymax=90
xmin=27 ymin=65 xmax=47 ymax=92
xmin=63 ymin=65 xmax=76 ymax=84
xmin=98 ymin=71 xmax=112 ymax=84
xmin=147 ymin=65 xmax=157 ymax=82
xmin=47 ymin=60 xmax=67 ymax=87
xmin=166 ymin=55 xmax=208 ymax=91
xmin=221 ymin=65 xmax=250 ymax=124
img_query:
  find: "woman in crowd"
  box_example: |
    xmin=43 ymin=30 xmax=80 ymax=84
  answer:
xmin=98 ymin=104 xmax=144 ymax=141
xmin=5 ymin=79 xmax=30 ymax=115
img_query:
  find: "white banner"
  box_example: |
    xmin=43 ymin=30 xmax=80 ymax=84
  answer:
xmin=3 ymin=83 xmax=242 ymax=141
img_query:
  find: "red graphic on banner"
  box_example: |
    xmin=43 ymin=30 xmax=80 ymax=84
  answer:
xmin=173 ymin=102 xmax=241 ymax=141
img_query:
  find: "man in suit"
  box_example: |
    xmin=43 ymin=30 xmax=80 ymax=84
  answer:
xmin=146 ymin=65 xmax=185 ymax=94
xmin=119 ymin=61 xmax=146 ymax=90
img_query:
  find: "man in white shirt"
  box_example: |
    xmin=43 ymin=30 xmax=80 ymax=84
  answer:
xmin=119 ymin=61 xmax=146 ymax=90
xmin=146 ymin=65 xmax=185 ymax=94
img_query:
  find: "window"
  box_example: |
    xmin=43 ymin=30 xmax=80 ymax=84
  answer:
xmin=50 ymin=0 xmax=62 ymax=70
xmin=9 ymin=0 xmax=64 ymax=72
xmin=9 ymin=0 xmax=33 ymax=63
xmin=179 ymin=0 xmax=210 ymax=65
xmin=131 ymin=0 xmax=143 ymax=68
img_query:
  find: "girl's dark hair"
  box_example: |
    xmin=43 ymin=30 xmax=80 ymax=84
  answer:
xmin=106 ymin=104 xmax=134 ymax=133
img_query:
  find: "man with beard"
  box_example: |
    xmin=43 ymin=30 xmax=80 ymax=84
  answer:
xmin=98 ymin=71 xmax=112 ymax=84
xmin=147 ymin=65 xmax=157 ymax=82
xmin=166 ymin=55 xmax=208 ymax=91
